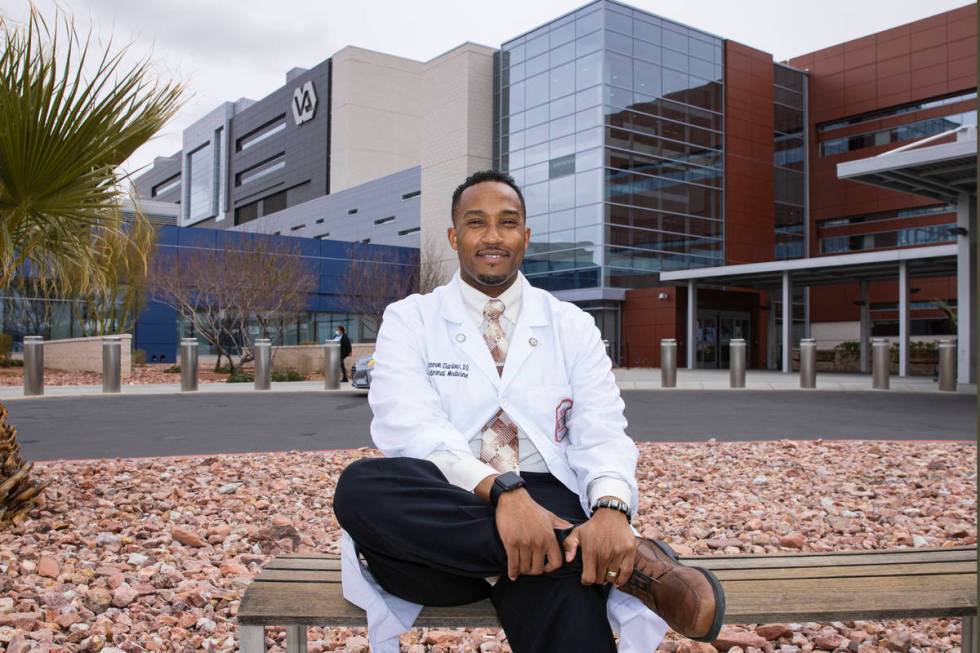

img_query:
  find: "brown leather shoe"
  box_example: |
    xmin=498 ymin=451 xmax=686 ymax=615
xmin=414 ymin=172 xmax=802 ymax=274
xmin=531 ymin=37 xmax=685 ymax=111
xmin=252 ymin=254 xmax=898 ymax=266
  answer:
xmin=620 ymin=539 xmax=725 ymax=642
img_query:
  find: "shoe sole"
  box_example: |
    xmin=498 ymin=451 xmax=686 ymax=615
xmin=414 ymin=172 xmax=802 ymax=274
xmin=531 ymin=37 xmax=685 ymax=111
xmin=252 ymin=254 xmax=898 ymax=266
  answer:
xmin=647 ymin=539 xmax=726 ymax=643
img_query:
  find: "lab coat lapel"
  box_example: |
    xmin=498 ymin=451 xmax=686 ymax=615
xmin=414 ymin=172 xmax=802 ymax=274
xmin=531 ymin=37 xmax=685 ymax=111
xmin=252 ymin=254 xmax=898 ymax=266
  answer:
xmin=499 ymin=276 xmax=550 ymax=393
xmin=440 ymin=275 xmax=501 ymax=389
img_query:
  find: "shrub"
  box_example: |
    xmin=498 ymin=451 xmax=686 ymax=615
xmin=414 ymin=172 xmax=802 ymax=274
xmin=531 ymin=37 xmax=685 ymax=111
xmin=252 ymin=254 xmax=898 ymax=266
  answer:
xmin=835 ymin=341 xmax=861 ymax=358
xmin=133 ymin=348 xmax=147 ymax=366
xmin=214 ymin=365 xmax=232 ymax=373
xmin=164 ymin=364 xmax=181 ymax=373
xmin=0 ymin=358 xmax=23 ymax=368
xmin=0 ymin=334 xmax=12 ymax=359
xmin=227 ymin=370 xmax=254 ymax=383
xmin=271 ymin=368 xmax=305 ymax=382
xmin=911 ymin=341 xmax=938 ymax=354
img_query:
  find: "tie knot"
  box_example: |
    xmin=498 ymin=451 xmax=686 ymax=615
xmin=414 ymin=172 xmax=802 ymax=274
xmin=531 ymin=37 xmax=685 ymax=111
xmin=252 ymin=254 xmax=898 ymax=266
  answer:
xmin=483 ymin=299 xmax=505 ymax=321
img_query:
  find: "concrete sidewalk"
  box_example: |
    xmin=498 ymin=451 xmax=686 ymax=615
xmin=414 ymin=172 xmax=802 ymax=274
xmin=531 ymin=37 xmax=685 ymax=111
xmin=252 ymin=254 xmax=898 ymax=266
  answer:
xmin=1 ymin=368 xmax=974 ymax=399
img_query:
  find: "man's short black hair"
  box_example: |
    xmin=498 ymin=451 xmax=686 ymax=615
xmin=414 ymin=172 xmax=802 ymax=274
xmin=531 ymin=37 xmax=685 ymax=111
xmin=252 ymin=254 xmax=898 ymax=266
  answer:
xmin=336 ymin=325 xmax=346 ymax=334
xmin=451 ymin=170 xmax=526 ymax=222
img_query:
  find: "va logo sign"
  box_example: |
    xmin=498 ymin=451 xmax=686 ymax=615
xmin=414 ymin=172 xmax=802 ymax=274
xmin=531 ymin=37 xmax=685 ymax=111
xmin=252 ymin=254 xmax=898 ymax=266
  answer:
xmin=292 ymin=81 xmax=317 ymax=125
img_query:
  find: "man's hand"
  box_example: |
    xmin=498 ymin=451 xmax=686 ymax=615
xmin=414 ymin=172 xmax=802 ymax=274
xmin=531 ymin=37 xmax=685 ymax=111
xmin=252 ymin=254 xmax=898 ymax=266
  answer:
xmin=561 ymin=503 xmax=636 ymax=588
xmin=475 ymin=474 xmax=572 ymax=580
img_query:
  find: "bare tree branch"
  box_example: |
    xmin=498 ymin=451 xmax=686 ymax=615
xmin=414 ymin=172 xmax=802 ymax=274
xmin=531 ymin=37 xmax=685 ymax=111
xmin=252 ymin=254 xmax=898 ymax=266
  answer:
xmin=150 ymin=235 xmax=317 ymax=373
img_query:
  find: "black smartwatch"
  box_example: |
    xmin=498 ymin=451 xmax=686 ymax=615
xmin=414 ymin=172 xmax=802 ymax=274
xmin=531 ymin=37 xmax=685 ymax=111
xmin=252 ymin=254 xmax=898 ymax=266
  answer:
xmin=490 ymin=471 xmax=526 ymax=508
xmin=590 ymin=497 xmax=632 ymax=523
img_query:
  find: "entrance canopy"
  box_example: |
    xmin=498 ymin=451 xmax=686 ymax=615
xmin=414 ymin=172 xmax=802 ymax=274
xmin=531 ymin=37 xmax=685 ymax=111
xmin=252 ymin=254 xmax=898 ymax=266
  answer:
xmin=837 ymin=125 xmax=977 ymax=201
xmin=658 ymin=245 xmax=957 ymax=289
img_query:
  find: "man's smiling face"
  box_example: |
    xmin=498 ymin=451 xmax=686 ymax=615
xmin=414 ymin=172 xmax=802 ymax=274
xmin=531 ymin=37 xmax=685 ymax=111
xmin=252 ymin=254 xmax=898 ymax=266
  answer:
xmin=448 ymin=181 xmax=530 ymax=297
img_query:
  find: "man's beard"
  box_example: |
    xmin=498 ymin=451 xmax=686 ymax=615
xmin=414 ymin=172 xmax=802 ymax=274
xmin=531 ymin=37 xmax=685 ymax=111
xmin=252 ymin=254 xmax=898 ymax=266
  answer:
xmin=476 ymin=272 xmax=510 ymax=286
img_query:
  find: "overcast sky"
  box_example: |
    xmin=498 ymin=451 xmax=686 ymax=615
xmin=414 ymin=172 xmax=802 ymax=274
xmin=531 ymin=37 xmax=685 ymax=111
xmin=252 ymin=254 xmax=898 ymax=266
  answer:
xmin=0 ymin=0 xmax=970 ymax=178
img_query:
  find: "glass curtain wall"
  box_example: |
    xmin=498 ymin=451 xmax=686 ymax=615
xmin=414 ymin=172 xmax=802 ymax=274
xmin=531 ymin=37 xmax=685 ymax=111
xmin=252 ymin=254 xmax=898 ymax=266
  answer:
xmin=496 ymin=0 xmax=726 ymax=291
xmin=773 ymin=64 xmax=806 ymax=260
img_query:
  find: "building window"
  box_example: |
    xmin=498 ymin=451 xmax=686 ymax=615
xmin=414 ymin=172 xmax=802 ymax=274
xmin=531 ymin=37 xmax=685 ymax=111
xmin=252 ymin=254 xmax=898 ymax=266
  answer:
xmin=237 ymin=115 xmax=287 ymax=151
xmin=234 ymin=201 xmax=259 ymax=225
xmin=314 ymin=233 xmax=330 ymax=240
xmin=549 ymin=154 xmax=576 ymax=178
xmin=374 ymin=216 xmax=395 ymax=225
xmin=315 ymin=218 xmax=325 ymax=224
xmin=152 ymin=174 xmax=181 ymax=197
xmin=401 ymin=190 xmax=421 ymax=200
xmin=818 ymin=91 xmax=977 ymax=133
xmin=347 ymin=208 xmax=358 ymax=215
xmin=236 ymin=154 xmax=285 ymax=186
xmin=398 ymin=227 xmax=421 ymax=236
xmin=819 ymin=110 xmax=977 ymax=156
xmin=818 ymin=204 xmax=953 ymax=227
xmin=820 ymin=224 xmax=956 ymax=254
xmin=361 ymin=238 xmax=371 ymax=244
xmin=187 ymin=142 xmax=215 ymax=223
xmin=262 ymin=190 xmax=287 ymax=214
xmin=290 ymin=224 xmax=305 ymax=231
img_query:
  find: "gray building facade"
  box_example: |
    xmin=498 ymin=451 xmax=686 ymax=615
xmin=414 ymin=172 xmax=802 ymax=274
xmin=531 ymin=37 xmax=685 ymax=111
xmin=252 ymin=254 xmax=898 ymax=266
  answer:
xmin=134 ymin=61 xmax=332 ymax=229
xmin=232 ymin=166 xmax=422 ymax=248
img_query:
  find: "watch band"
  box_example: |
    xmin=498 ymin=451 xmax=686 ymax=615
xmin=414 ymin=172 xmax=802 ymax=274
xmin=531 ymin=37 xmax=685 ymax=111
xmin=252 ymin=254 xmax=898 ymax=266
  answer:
xmin=590 ymin=497 xmax=632 ymax=522
xmin=490 ymin=471 xmax=525 ymax=508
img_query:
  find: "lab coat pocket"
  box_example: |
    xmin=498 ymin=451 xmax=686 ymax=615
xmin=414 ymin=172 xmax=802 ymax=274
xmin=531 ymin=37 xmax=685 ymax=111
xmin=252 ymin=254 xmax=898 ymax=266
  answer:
xmin=519 ymin=384 xmax=574 ymax=445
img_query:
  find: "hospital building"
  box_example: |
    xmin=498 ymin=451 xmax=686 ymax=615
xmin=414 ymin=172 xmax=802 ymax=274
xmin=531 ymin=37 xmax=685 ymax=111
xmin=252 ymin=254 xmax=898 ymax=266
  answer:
xmin=132 ymin=0 xmax=977 ymax=382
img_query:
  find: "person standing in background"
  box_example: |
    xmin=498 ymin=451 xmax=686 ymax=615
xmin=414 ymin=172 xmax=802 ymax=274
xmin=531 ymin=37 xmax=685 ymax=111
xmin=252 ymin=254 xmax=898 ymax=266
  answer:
xmin=334 ymin=325 xmax=352 ymax=382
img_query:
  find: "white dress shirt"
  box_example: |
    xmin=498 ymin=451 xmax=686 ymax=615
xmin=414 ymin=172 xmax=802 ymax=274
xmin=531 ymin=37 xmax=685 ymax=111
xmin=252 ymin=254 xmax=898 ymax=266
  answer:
xmin=426 ymin=272 xmax=631 ymax=511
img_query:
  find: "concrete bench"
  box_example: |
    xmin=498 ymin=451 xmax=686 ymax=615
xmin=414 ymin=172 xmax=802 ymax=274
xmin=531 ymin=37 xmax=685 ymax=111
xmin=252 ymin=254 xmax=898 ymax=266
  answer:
xmin=238 ymin=546 xmax=977 ymax=653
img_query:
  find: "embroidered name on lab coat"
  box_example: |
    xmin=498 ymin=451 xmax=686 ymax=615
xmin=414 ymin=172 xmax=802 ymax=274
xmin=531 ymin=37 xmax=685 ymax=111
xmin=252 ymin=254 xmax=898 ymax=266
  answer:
xmin=427 ymin=361 xmax=470 ymax=378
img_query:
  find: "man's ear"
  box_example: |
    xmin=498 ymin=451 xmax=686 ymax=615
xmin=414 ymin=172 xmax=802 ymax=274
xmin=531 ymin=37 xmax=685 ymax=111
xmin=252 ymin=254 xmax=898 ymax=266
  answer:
xmin=447 ymin=225 xmax=458 ymax=251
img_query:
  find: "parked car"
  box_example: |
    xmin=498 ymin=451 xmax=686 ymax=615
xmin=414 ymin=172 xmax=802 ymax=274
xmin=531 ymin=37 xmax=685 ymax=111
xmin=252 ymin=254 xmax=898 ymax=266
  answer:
xmin=350 ymin=354 xmax=374 ymax=389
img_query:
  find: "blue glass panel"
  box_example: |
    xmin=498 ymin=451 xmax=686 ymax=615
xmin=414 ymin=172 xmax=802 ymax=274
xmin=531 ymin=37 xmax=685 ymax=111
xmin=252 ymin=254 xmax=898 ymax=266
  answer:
xmin=576 ymin=51 xmax=602 ymax=90
xmin=550 ymin=94 xmax=576 ymax=119
xmin=605 ymin=51 xmax=632 ymax=88
xmin=550 ymin=62 xmax=575 ymax=99
xmin=526 ymin=52 xmax=548 ymax=77
xmin=576 ymin=9 xmax=602 ymax=36
xmin=551 ymin=22 xmax=575 ymax=47
xmin=576 ymin=29 xmax=602 ymax=56
xmin=550 ymin=41 xmax=575 ymax=68
xmin=634 ymin=40 xmax=660 ymax=64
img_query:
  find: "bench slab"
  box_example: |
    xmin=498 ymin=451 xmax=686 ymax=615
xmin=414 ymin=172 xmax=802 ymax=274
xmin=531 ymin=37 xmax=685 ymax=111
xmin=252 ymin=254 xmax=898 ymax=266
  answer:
xmin=239 ymin=546 xmax=977 ymax=627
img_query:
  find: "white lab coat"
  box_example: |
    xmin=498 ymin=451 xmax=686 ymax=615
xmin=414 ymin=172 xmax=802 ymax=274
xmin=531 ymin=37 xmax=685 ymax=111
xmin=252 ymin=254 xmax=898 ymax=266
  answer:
xmin=340 ymin=271 xmax=667 ymax=652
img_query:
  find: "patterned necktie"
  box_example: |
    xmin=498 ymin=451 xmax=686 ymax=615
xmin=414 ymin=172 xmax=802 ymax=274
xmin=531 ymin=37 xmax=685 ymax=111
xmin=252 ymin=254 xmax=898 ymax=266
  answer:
xmin=478 ymin=299 xmax=519 ymax=472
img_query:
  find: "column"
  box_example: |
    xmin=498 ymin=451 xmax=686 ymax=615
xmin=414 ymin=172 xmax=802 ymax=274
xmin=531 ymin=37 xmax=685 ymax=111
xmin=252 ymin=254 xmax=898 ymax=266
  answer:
xmin=898 ymin=260 xmax=909 ymax=378
xmin=803 ymin=287 xmax=811 ymax=339
xmin=782 ymin=271 xmax=792 ymax=373
xmin=956 ymin=193 xmax=976 ymax=384
xmin=687 ymin=280 xmax=697 ymax=369
xmin=767 ymin=289 xmax=777 ymax=370
xmin=859 ymin=280 xmax=871 ymax=374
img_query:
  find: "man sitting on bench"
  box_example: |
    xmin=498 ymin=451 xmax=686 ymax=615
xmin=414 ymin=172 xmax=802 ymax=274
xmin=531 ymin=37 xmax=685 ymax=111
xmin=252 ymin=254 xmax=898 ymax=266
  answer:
xmin=334 ymin=170 xmax=725 ymax=653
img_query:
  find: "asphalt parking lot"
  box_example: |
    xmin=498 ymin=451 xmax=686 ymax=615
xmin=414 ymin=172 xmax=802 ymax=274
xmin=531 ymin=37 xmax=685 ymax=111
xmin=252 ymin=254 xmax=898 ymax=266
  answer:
xmin=7 ymin=389 xmax=975 ymax=462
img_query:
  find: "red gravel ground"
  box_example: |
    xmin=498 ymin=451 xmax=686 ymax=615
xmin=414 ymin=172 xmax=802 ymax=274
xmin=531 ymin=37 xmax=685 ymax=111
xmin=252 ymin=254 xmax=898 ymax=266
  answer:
xmin=1 ymin=439 xmax=975 ymax=652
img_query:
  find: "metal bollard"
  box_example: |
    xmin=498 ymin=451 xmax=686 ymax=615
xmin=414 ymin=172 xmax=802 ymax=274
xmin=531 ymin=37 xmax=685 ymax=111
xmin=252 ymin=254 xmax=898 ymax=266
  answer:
xmin=729 ymin=338 xmax=746 ymax=388
xmin=872 ymin=338 xmax=890 ymax=390
xmin=800 ymin=338 xmax=817 ymax=389
xmin=323 ymin=342 xmax=341 ymax=390
xmin=660 ymin=338 xmax=677 ymax=388
xmin=180 ymin=339 xmax=199 ymax=392
xmin=938 ymin=339 xmax=957 ymax=392
xmin=102 ymin=336 xmax=122 ymax=393
xmin=254 ymin=339 xmax=271 ymax=390
xmin=23 ymin=336 xmax=44 ymax=396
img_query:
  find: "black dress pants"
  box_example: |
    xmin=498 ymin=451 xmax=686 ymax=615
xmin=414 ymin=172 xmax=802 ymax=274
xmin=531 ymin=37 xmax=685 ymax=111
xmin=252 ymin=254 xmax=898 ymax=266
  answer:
xmin=334 ymin=457 xmax=617 ymax=653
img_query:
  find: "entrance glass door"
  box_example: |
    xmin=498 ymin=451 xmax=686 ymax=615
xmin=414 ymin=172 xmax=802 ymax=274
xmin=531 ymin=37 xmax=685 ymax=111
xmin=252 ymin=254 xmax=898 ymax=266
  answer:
xmin=698 ymin=311 xmax=751 ymax=369
xmin=697 ymin=315 xmax=718 ymax=368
